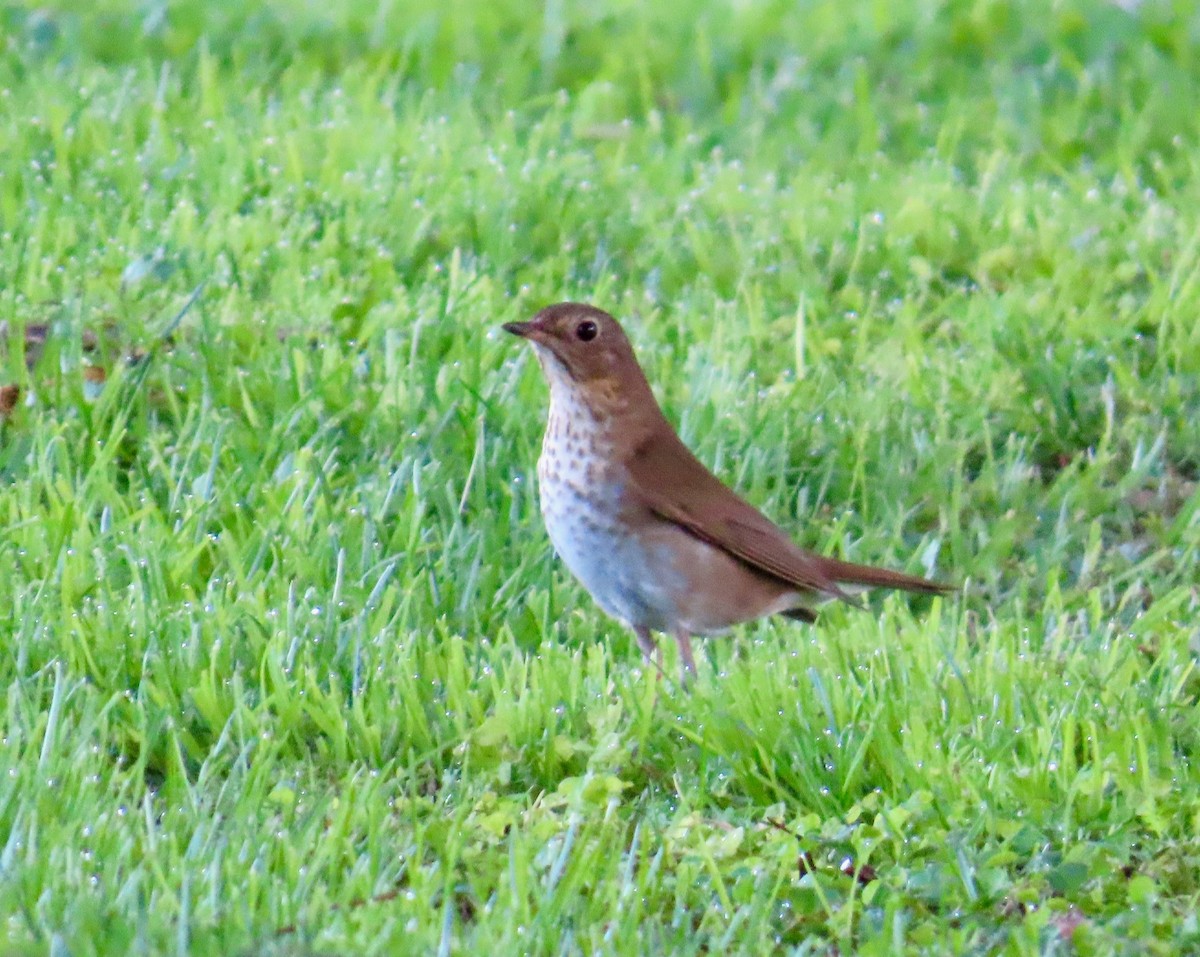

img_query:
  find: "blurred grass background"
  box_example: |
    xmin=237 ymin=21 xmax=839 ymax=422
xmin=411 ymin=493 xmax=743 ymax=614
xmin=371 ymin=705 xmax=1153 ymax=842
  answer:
xmin=1 ymin=0 xmax=1199 ymax=953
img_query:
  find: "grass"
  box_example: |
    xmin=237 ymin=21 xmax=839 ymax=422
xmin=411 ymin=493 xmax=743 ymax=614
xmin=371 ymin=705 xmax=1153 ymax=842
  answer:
xmin=1 ymin=0 xmax=1199 ymax=953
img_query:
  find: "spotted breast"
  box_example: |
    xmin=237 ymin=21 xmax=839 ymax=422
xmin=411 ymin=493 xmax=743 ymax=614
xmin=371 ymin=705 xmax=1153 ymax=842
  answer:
xmin=536 ymin=375 xmax=683 ymax=633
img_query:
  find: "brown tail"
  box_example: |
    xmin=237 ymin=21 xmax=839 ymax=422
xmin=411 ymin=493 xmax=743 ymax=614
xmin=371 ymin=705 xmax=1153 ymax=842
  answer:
xmin=819 ymin=555 xmax=954 ymax=596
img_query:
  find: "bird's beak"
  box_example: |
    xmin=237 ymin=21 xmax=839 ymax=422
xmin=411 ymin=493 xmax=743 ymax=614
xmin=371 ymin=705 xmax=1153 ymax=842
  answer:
xmin=502 ymin=321 xmax=534 ymax=338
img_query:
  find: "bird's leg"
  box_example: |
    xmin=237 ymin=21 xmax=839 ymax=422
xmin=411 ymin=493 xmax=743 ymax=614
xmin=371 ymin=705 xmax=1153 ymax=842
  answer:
xmin=673 ymin=628 xmax=698 ymax=685
xmin=633 ymin=626 xmax=665 ymax=680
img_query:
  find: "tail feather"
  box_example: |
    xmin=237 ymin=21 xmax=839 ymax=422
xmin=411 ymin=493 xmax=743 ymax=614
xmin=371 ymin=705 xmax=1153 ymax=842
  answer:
xmin=776 ymin=556 xmax=952 ymax=626
xmin=818 ymin=555 xmax=954 ymax=596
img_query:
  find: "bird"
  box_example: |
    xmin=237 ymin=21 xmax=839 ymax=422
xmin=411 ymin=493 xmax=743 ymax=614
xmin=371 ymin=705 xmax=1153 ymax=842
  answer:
xmin=503 ymin=302 xmax=952 ymax=682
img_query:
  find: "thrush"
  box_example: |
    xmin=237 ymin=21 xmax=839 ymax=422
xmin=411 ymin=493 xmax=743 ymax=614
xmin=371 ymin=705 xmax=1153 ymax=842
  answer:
xmin=503 ymin=302 xmax=952 ymax=681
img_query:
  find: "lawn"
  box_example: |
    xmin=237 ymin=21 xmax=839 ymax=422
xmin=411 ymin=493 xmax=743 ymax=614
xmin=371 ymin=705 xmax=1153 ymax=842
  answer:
xmin=2 ymin=0 xmax=1199 ymax=953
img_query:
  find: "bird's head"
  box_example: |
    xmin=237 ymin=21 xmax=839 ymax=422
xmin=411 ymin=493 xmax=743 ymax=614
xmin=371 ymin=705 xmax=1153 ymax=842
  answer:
xmin=503 ymin=302 xmax=652 ymax=413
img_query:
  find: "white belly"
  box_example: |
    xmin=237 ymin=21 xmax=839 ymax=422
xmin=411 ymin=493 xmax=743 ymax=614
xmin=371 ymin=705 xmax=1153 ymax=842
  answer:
xmin=539 ymin=468 xmax=684 ymax=631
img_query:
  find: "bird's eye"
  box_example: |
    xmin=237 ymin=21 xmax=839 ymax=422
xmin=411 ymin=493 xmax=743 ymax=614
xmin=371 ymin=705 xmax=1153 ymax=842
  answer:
xmin=575 ymin=320 xmax=598 ymax=342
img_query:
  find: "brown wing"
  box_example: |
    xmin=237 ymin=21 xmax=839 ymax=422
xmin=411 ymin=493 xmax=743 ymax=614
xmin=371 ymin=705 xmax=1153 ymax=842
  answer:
xmin=625 ymin=424 xmax=951 ymax=598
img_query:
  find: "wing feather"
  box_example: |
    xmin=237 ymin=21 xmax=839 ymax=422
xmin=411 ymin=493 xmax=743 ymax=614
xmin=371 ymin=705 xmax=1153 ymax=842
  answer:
xmin=625 ymin=425 xmax=950 ymax=598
